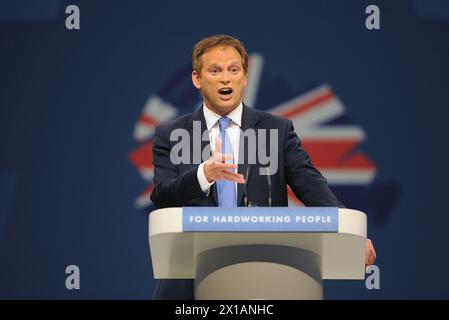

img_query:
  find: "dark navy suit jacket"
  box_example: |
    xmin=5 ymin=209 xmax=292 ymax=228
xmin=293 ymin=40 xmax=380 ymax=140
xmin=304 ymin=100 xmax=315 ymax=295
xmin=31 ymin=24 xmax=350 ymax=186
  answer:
xmin=150 ymin=105 xmax=343 ymax=300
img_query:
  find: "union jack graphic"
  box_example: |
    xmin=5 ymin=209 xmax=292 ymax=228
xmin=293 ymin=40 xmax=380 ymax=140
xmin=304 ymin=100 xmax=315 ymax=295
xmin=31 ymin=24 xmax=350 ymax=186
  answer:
xmin=129 ymin=54 xmax=399 ymax=225
xmin=269 ymin=84 xmax=377 ymax=206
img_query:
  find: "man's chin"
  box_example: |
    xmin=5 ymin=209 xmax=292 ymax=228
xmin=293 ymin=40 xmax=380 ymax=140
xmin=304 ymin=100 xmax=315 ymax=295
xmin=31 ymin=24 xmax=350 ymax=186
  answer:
xmin=205 ymin=98 xmax=241 ymax=115
xmin=217 ymin=101 xmax=239 ymax=112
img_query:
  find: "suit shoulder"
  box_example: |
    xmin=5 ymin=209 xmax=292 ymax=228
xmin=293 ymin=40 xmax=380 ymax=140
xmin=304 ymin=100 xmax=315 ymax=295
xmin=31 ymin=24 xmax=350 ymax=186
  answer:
xmin=155 ymin=112 xmax=194 ymax=133
xmin=253 ymin=109 xmax=291 ymax=127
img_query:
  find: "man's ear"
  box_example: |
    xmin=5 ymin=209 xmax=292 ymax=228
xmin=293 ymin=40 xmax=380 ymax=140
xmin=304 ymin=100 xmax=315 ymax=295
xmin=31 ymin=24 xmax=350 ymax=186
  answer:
xmin=243 ymin=72 xmax=248 ymax=88
xmin=192 ymin=70 xmax=201 ymax=90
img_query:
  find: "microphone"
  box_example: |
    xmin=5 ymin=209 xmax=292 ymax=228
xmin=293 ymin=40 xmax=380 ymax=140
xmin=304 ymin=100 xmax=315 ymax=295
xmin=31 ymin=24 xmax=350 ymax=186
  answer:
xmin=243 ymin=166 xmax=257 ymax=207
xmin=244 ymin=166 xmax=249 ymax=207
xmin=266 ymin=167 xmax=272 ymax=207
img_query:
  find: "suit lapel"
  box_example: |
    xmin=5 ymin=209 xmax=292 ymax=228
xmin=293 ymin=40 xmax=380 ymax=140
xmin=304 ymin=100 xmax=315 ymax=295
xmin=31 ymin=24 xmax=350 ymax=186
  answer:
xmin=189 ymin=106 xmax=218 ymax=205
xmin=189 ymin=105 xmax=210 ymax=155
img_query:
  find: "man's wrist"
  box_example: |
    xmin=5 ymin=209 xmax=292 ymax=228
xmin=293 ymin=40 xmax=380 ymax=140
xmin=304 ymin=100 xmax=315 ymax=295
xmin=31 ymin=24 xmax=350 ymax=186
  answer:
xmin=197 ymin=162 xmax=215 ymax=193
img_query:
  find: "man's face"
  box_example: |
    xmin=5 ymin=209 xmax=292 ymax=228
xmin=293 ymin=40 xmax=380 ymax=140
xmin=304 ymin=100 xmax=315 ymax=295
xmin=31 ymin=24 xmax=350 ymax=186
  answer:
xmin=192 ymin=46 xmax=247 ymax=115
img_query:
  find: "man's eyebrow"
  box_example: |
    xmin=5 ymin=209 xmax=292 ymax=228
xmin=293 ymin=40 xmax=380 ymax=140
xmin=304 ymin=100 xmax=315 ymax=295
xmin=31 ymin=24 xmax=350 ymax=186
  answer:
xmin=207 ymin=63 xmax=221 ymax=69
xmin=228 ymin=61 xmax=242 ymax=67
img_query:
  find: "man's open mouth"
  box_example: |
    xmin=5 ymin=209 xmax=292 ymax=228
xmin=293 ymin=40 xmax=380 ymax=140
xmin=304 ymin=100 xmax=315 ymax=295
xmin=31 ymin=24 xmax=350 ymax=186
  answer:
xmin=218 ymin=87 xmax=233 ymax=95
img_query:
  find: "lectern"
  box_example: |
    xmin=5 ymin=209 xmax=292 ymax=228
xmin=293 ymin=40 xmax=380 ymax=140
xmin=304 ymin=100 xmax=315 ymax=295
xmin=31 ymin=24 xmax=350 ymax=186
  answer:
xmin=149 ymin=207 xmax=366 ymax=300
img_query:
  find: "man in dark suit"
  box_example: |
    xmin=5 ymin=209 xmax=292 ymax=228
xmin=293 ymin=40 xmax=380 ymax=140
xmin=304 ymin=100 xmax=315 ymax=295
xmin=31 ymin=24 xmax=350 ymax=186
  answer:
xmin=150 ymin=34 xmax=376 ymax=300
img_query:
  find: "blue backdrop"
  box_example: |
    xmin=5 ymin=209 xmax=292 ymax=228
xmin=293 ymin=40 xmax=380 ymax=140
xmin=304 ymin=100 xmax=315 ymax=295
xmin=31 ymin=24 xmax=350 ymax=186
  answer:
xmin=1 ymin=0 xmax=449 ymax=299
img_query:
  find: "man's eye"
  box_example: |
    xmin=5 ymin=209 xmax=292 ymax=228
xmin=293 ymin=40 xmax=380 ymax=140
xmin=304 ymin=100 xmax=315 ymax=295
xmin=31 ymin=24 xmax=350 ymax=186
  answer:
xmin=230 ymin=68 xmax=239 ymax=73
xmin=210 ymin=69 xmax=219 ymax=74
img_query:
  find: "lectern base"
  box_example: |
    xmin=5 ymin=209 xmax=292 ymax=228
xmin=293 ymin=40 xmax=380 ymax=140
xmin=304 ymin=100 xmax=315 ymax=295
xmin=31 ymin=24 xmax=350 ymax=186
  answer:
xmin=194 ymin=245 xmax=322 ymax=300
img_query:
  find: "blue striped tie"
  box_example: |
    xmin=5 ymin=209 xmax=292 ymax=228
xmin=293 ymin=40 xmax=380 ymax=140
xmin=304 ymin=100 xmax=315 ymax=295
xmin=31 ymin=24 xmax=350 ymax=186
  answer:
xmin=217 ymin=117 xmax=237 ymax=207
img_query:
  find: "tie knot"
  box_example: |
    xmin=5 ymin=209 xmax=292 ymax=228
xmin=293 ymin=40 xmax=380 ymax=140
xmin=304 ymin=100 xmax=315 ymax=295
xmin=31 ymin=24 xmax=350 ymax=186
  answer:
xmin=218 ymin=117 xmax=232 ymax=130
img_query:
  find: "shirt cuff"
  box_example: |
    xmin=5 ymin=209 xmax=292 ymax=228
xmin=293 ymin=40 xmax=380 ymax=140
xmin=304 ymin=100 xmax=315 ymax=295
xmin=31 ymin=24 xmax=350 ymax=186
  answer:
xmin=197 ymin=162 xmax=215 ymax=194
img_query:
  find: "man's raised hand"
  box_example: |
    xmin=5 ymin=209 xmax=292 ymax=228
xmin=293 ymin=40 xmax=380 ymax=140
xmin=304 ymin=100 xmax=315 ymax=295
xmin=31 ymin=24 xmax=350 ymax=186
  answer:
xmin=203 ymin=136 xmax=245 ymax=184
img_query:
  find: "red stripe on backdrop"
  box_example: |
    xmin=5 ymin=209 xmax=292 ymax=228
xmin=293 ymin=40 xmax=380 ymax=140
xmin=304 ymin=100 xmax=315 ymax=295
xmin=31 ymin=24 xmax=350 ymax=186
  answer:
xmin=140 ymin=114 xmax=159 ymax=126
xmin=280 ymin=90 xmax=334 ymax=119
xmin=302 ymin=140 xmax=377 ymax=170
xmin=129 ymin=141 xmax=154 ymax=169
xmin=142 ymin=183 xmax=154 ymax=195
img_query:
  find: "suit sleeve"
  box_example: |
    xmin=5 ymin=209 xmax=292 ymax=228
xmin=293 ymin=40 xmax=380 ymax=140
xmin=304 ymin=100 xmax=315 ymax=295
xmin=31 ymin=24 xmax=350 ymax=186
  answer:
xmin=150 ymin=124 xmax=207 ymax=208
xmin=284 ymin=120 xmax=344 ymax=207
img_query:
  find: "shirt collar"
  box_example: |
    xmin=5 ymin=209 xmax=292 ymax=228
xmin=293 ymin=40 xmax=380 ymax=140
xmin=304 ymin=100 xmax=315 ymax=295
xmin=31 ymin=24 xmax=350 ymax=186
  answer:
xmin=202 ymin=102 xmax=243 ymax=130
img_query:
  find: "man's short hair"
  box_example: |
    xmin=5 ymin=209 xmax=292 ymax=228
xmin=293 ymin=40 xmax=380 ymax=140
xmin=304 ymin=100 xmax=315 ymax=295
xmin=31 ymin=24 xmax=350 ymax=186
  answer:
xmin=192 ymin=34 xmax=249 ymax=74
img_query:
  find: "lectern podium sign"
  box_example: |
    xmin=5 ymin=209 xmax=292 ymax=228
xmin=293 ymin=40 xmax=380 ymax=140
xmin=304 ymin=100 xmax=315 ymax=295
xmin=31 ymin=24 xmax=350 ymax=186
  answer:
xmin=183 ymin=207 xmax=338 ymax=232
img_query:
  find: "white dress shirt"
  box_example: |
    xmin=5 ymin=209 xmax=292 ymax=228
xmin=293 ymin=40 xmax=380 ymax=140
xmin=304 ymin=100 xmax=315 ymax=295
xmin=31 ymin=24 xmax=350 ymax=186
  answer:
xmin=197 ymin=102 xmax=243 ymax=194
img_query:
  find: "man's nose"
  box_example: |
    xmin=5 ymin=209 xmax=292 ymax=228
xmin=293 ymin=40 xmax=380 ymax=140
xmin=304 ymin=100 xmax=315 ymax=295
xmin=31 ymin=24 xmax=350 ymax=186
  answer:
xmin=220 ymin=71 xmax=231 ymax=83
